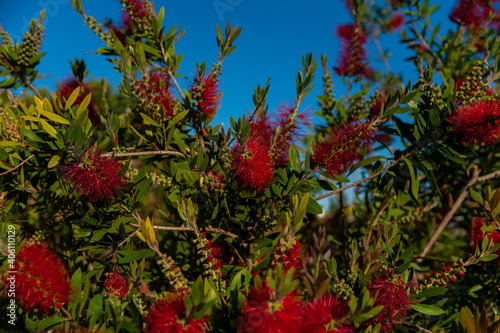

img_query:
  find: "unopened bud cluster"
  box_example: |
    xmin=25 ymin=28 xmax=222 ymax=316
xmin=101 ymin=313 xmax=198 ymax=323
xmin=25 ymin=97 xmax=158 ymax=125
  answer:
xmin=456 ymin=60 xmax=490 ymax=104
xmin=332 ymin=278 xmax=354 ymax=300
xmin=18 ymin=18 xmax=45 ymax=67
xmin=269 ymin=237 xmax=301 ymax=272
xmin=417 ymin=79 xmax=445 ymax=111
xmin=120 ymin=0 xmax=155 ymax=34
xmin=195 ymin=232 xmax=226 ymax=292
xmin=131 ymin=72 xmax=176 ymax=119
xmin=419 ymin=259 xmax=467 ymax=290
xmin=156 ymin=253 xmax=188 ymax=291
xmin=84 ymin=16 xmax=114 ymax=48
xmin=1 ymin=31 xmax=13 ymax=48
xmin=321 ymin=64 xmax=336 ymax=113
xmin=0 ymin=108 xmax=21 ymax=143
xmin=205 ymin=170 xmax=225 ymax=191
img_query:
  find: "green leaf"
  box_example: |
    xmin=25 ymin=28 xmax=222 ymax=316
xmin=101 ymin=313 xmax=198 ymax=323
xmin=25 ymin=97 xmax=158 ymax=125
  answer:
xmin=479 ymin=254 xmax=498 ymax=262
xmin=410 ymin=304 xmax=445 ymax=316
xmin=307 ymin=197 xmax=323 ymax=214
xmin=460 ymin=307 xmax=476 ymax=333
xmin=65 ymin=87 xmax=80 ymax=110
xmin=40 ymin=119 xmax=58 ymax=138
xmin=412 ymin=287 xmax=447 ymax=300
xmin=289 ymin=144 xmax=300 ymax=172
xmin=348 ymin=155 xmax=387 ymax=176
xmin=140 ymin=112 xmax=161 ymax=127
xmin=118 ymin=249 xmax=155 ymax=264
xmin=0 ymin=77 xmax=16 ymax=88
xmin=38 ymin=108 xmax=70 ymax=125
xmin=167 ymin=110 xmax=189 ymax=130
xmin=47 ymin=155 xmax=60 ymax=168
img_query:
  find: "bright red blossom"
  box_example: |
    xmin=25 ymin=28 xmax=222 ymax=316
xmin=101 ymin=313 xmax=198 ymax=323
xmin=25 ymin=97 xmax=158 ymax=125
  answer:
xmin=238 ymin=282 xmax=302 ymax=333
xmin=335 ymin=22 xmax=371 ymax=77
xmin=191 ymin=73 xmax=221 ymax=117
xmin=8 ymin=242 xmax=72 ymax=314
xmin=269 ymin=239 xmax=303 ymax=274
xmin=449 ymin=0 xmax=500 ymax=31
xmin=448 ymin=99 xmax=500 ymax=146
xmin=386 ymin=13 xmax=405 ymax=32
xmin=312 ymin=120 xmax=377 ymax=175
xmin=367 ymin=269 xmax=413 ymax=331
xmin=62 ymin=146 xmax=126 ymax=203
xmin=270 ymin=102 xmax=310 ymax=165
xmin=144 ymin=295 xmax=207 ymax=333
xmin=135 ymin=71 xmax=176 ymax=119
xmin=301 ymin=295 xmax=354 ymax=333
xmin=104 ymin=271 xmax=129 ymax=298
xmin=231 ymin=136 xmax=274 ymax=190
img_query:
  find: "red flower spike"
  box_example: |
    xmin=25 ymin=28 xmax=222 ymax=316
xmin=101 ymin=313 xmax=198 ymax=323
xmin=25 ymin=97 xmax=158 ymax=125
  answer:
xmin=270 ymin=101 xmax=310 ymax=165
xmin=62 ymin=146 xmax=126 ymax=203
xmin=335 ymin=22 xmax=372 ymax=77
xmin=250 ymin=113 xmax=273 ymax=149
xmin=367 ymin=269 xmax=413 ymax=331
xmin=386 ymin=13 xmax=405 ymax=32
xmin=301 ymin=294 xmax=355 ymax=333
xmin=449 ymin=0 xmax=500 ymax=31
xmin=312 ymin=120 xmax=377 ymax=176
xmin=57 ymin=76 xmax=99 ymax=127
xmin=469 ymin=216 xmax=500 ymax=257
xmin=6 ymin=242 xmax=72 ymax=314
xmin=238 ymin=282 xmax=302 ymax=333
xmin=144 ymin=295 xmax=207 ymax=333
xmin=104 ymin=271 xmax=129 ymax=299
xmin=231 ymin=135 xmax=274 ymax=191
xmin=191 ymin=73 xmax=222 ymax=117
xmin=448 ymin=99 xmax=500 ymax=146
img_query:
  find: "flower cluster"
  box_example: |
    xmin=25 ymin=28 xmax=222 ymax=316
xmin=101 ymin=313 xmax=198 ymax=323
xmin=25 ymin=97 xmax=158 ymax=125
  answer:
xmin=301 ymin=295 xmax=354 ymax=333
xmin=205 ymin=170 xmax=225 ymax=190
xmin=190 ymin=73 xmax=222 ymax=118
xmin=238 ymin=282 xmax=302 ymax=333
xmin=312 ymin=120 xmax=377 ymax=176
xmin=107 ymin=12 xmax=132 ymax=45
xmin=367 ymin=269 xmax=412 ymax=332
xmin=335 ymin=22 xmax=371 ymax=77
xmin=421 ymin=260 xmax=467 ymax=289
xmin=61 ymin=146 xmax=126 ymax=203
xmin=104 ymin=271 xmax=129 ymax=299
xmin=448 ymin=99 xmax=500 ymax=146
xmin=195 ymin=233 xmax=226 ymax=291
xmin=132 ymin=71 xmax=177 ymax=119
xmin=156 ymin=254 xmax=189 ymax=291
xmin=469 ymin=217 xmax=500 ymax=256
xmin=231 ymin=135 xmax=275 ymax=191
xmin=8 ymin=242 xmax=72 ymax=314
xmin=269 ymin=238 xmax=303 ymax=274
xmin=57 ymin=76 xmax=100 ymax=127
xmin=386 ymin=13 xmax=405 ymax=32
xmin=144 ymin=294 xmax=207 ymax=333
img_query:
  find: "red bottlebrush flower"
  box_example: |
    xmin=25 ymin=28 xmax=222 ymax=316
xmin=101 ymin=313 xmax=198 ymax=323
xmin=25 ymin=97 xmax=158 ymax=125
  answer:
xmin=448 ymin=99 xmax=500 ymax=146
xmin=469 ymin=217 xmax=500 ymax=256
xmin=144 ymin=295 xmax=207 ymax=333
xmin=334 ymin=22 xmax=372 ymax=77
xmin=62 ymin=146 xmax=126 ymax=203
xmin=386 ymin=13 xmax=405 ymax=32
xmin=250 ymin=113 xmax=274 ymax=149
xmin=367 ymin=269 xmax=412 ymax=331
xmin=312 ymin=120 xmax=377 ymax=176
xmin=449 ymin=0 xmax=499 ymax=30
xmin=122 ymin=0 xmax=155 ymax=19
xmin=191 ymin=73 xmax=222 ymax=118
xmin=6 ymin=242 xmax=72 ymax=314
xmin=270 ymin=101 xmax=310 ymax=165
xmin=238 ymin=282 xmax=302 ymax=333
xmin=57 ymin=76 xmax=99 ymax=127
xmin=301 ymin=295 xmax=355 ymax=333
xmin=104 ymin=271 xmax=129 ymax=298
xmin=231 ymin=135 xmax=274 ymax=191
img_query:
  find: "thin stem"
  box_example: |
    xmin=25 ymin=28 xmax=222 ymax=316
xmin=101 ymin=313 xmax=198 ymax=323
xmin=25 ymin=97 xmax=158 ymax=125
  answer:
xmin=417 ymin=165 xmax=480 ymax=262
xmin=0 ymin=155 xmax=34 ymax=176
xmin=129 ymin=223 xmax=246 ymax=246
xmin=102 ymin=150 xmax=185 ymax=158
xmin=399 ymin=322 xmax=433 ymax=333
xmin=372 ymin=30 xmax=391 ymax=73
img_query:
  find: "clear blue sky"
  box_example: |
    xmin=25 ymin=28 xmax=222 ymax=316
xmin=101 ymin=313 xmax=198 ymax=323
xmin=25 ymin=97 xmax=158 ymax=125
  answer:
xmin=0 ymin=0 xmax=457 ymax=128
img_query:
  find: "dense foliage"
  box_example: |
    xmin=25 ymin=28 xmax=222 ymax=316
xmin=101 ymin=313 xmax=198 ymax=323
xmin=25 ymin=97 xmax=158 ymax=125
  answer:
xmin=1 ymin=0 xmax=500 ymax=332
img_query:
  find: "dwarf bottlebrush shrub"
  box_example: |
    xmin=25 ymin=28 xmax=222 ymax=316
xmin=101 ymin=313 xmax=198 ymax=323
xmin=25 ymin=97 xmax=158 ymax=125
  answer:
xmin=2 ymin=0 xmax=500 ymax=332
